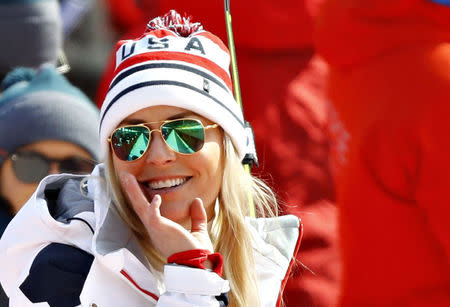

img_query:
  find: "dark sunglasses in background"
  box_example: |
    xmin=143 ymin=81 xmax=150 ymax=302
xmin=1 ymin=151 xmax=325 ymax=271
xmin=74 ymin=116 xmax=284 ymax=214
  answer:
xmin=11 ymin=151 xmax=96 ymax=183
xmin=109 ymin=118 xmax=218 ymax=162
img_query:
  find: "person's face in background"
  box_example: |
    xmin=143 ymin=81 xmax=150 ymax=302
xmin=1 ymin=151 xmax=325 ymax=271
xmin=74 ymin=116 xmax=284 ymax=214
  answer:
xmin=0 ymin=140 xmax=95 ymax=214
xmin=112 ymin=105 xmax=224 ymax=229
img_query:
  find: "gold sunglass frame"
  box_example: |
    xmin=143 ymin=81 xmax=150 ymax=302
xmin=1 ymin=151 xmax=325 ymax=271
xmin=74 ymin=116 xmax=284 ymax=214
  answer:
xmin=108 ymin=118 xmax=218 ymax=162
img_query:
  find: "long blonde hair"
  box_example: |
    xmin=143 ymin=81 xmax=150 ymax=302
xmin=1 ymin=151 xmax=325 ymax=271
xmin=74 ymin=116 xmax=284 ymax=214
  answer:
xmin=105 ymin=134 xmax=278 ymax=307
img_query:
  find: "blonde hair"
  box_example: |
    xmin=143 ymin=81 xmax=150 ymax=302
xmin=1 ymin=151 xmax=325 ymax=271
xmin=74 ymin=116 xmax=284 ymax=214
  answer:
xmin=105 ymin=135 xmax=278 ymax=307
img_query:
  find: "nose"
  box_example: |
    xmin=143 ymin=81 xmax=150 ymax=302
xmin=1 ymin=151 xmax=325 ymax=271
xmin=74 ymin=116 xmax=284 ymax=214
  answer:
xmin=48 ymin=162 xmax=60 ymax=175
xmin=144 ymin=131 xmax=176 ymax=165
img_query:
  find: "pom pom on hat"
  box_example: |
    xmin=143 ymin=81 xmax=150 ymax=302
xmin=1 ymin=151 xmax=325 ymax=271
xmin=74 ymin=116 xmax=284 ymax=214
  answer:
xmin=99 ymin=10 xmax=246 ymax=160
xmin=145 ymin=9 xmax=204 ymax=36
xmin=0 ymin=67 xmax=35 ymax=92
xmin=0 ymin=65 xmax=100 ymax=167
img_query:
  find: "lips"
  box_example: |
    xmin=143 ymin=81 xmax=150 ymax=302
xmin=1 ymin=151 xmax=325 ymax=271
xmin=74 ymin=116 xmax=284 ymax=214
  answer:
xmin=146 ymin=177 xmax=188 ymax=190
xmin=139 ymin=176 xmax=192 ymax=194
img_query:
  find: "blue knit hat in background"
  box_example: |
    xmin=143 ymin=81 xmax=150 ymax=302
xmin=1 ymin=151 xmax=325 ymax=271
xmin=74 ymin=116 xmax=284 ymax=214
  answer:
xmin=0 ymin=0 xmax=62 ymax=72
xmin=0 ymin=65 xmax=100 ymax=167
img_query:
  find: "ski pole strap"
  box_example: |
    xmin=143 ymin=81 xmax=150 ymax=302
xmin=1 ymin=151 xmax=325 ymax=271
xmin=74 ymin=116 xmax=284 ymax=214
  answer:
xmin=243 ymin=121 xmax=259 ymax=168
xmin=244 ymin=122 xmax=257 ymax=218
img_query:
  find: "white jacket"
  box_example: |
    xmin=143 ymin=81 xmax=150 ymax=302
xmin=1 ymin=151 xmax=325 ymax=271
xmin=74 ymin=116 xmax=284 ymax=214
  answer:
xmin=0 ymin=164 xmax=302 ymax=307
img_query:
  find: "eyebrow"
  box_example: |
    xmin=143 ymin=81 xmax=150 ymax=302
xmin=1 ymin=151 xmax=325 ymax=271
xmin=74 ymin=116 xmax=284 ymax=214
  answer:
xmin=121 ymin=111 xmax=195 ymax=125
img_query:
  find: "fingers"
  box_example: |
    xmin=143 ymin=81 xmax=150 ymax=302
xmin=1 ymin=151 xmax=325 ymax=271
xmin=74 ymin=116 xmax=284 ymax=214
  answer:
xmin=119 ymin=172 xmax=161 ymax=226
xmin=190 ymin=198 xmax=208 ymax=233
xmin=118 ymin=174 xmax=213 ymax=256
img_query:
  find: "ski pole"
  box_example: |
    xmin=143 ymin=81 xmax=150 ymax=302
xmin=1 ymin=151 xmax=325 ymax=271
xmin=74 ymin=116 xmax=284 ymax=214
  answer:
xmin=224 ymin=0 xmax=258 ymax=218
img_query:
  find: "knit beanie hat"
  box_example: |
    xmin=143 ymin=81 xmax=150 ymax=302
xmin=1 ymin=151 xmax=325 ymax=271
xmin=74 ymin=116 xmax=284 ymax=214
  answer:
xmin=99 ymin=10 xmax=246 ymax=160
xmin=0 ymin=65 xmax=100 ymax=168
xmin=0 ymin=0 xmax=62 ymax=72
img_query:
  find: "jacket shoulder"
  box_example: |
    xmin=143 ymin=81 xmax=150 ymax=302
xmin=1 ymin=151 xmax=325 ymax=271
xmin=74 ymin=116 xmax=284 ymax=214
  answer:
xmin=246 ymin=215 xmax=302 ymax=262
xmin=246 ymin=215 xmax=303 ymax=306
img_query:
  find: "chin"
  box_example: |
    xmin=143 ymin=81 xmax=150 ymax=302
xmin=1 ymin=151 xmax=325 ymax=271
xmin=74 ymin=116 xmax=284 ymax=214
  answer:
xmin=159 ymin=202 xmax=191 ymax=227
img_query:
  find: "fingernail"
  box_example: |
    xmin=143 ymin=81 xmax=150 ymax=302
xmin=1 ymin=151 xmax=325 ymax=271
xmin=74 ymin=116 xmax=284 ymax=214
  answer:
xmin=151 ymin=194 xmax=161 ymax=204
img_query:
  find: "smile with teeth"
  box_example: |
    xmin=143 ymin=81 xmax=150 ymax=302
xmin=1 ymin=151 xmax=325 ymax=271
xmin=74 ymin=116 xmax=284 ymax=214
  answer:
xmin=146 ymin=177 xmax=189 ymax=190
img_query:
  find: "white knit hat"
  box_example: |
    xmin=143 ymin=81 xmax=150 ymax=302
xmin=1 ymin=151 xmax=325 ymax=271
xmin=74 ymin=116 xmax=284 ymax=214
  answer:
xmin=99 ymin=10 xmax=246 ymax=160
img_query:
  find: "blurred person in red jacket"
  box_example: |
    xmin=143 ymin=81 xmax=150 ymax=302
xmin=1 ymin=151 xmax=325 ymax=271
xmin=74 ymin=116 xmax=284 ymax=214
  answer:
xmin=98 ymin=1 xmax=340 ymax=306
xmin=315 ymin=0 xmax=450 ymax=305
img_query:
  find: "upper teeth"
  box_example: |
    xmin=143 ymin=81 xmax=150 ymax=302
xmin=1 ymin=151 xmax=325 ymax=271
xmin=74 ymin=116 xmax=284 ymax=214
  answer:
xmin=148 ymin=178 xmax=187 ymax=189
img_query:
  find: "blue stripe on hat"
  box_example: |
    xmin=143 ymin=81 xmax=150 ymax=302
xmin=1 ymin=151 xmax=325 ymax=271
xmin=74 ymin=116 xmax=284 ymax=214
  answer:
xmin=100 ymin=80 xmax=245 ymax=129
xmin=108 ymin=62 xmax=230 ymax=94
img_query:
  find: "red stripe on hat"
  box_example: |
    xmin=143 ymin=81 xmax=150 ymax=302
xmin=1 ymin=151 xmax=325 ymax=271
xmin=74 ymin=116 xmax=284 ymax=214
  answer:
xmin=144 ymin=28 xmax=178 ymax=38
xmin=115 ymin=31 xmax=177 ymax=49
xmin=114 ymin=51 xmax=232 ymax=91
xmin=197 ymin=32 xmax=230 ymax=54
xmin=110 ymin=40 xmax=131 ymax=71
xmin=115 ymin=39 xmax=131 ymax=51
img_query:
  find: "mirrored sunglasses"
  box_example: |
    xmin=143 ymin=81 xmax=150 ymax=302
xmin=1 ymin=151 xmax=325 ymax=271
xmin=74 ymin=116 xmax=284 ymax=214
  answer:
xmin=109 ymin=118 xmax=218 ymax=162
xmin=11 ymin=151 xmax=96 ymax=183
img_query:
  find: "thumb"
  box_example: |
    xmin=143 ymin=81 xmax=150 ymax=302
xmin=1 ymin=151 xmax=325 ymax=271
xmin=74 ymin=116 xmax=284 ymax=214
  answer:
xmin=190 ymin=198 xmax=208 ymax=233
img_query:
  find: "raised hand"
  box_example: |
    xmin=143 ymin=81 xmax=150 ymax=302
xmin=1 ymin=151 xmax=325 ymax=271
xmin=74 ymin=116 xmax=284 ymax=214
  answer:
xmin=119 ymin=172 xmax=214 ymax=259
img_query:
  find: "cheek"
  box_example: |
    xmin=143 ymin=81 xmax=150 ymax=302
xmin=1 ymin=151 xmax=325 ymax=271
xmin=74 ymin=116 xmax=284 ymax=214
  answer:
xmin=199 ymin=151 xmax=223 ymax=219
xmin=0 ymin=162 xmax=18 ymax=197
xmin=196 ymin=143 xmax=224 ymax=193
xmin=198 ymin=141 xmax=223 ymax=174
xmin=112 ymin=155 xmax=144 ymax=178
xmin=0 ymin=163 xmax=38 ymax=213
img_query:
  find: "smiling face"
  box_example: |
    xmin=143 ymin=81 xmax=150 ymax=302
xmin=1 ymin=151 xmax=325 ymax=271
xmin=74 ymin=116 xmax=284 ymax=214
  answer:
xmin=111 ymin=105 xmax=224 ymax=228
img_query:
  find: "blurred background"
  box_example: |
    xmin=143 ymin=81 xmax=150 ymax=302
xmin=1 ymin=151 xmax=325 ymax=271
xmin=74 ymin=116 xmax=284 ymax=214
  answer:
xmin=0 ymin=0 xmax=115 ymax=100
xmin=58 ymin=0 xmax=116 ymax=100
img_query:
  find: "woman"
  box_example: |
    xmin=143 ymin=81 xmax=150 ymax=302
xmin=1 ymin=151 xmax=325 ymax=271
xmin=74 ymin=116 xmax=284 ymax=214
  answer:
xmin=0 ymin=11 xmax=301 ymax=307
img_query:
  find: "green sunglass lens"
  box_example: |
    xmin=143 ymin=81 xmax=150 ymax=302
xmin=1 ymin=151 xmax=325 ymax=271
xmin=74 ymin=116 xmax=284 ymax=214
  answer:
xmin=162 ymin=120 xmax=205 ymax=154
xmin=112 ymin=126 xmax=150 ymax=161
